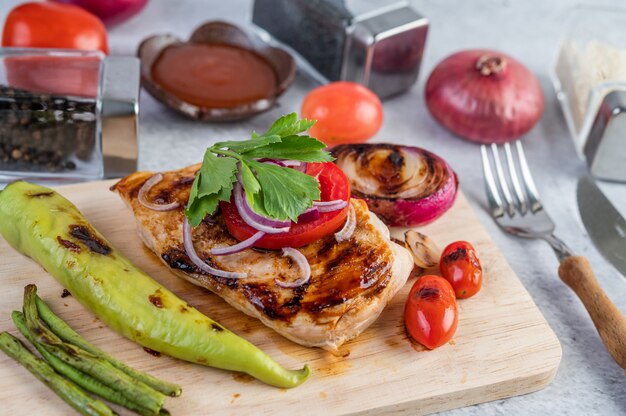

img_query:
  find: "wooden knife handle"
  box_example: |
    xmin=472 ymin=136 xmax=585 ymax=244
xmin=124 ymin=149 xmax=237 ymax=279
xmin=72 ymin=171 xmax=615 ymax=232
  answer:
xmin=558 ymin=255 xmax=626 ymax=375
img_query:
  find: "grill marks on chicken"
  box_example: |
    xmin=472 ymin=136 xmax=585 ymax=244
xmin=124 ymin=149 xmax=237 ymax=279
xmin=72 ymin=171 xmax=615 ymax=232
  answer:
xmin=112 ymin=165 xmax=413 ymax=351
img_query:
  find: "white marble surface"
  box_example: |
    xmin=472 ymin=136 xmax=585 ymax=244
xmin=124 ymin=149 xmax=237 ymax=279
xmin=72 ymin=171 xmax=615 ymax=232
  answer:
xmin=2 ymin=0 xmax=625 ymax=414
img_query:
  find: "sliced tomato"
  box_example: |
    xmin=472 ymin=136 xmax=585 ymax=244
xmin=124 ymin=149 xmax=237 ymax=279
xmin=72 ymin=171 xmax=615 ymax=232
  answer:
xmin=221 ymin=162 xmax=350 ymax=249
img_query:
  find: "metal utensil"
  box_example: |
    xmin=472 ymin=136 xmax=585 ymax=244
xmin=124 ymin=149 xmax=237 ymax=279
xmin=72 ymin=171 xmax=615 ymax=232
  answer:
xmin=481 ymin=141 xmax=626 ymax=375
xmin=577 ymin=176 xmax=626 ymax=277
xmin=252 ymin=0 xmax=429 ymax=99
xmin=582 ymin=90 xmax=626 ymax=182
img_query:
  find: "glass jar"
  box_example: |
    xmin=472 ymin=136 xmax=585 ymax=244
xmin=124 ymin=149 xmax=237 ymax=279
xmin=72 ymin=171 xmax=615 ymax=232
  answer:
xmin=0 ymin=48 xmax=140 ymax=185
xmin=552 ymin=6 xmax=626 ymax=155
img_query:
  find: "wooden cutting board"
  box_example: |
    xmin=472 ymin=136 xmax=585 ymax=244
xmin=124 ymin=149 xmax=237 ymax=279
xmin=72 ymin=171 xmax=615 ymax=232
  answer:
xmin=0 ymin=180 xmax=561 ymax=415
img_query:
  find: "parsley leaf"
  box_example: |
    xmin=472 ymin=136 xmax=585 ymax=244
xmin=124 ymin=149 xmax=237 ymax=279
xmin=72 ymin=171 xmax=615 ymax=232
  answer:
xmin=239 ymin=160 xmax=269 ymax=217
xmin=184 ymin=112 xmax=331 ymax=225
xmin=242 ymin=135 xmax=333 ymax=162
xmin=263 ymin=113 xmax=315 ymax=137
xmin=247 ymin=160 xmax=320 ymax=221
xmin=213 ymin=134 xmax=281 ymax=153
xmin=184 ymin=151 xmax=238 ymax=226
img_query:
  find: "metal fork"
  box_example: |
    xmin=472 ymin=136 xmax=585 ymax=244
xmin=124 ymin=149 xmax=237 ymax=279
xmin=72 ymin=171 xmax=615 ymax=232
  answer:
xmin=481 ymin=141 xmax=626 ymax=375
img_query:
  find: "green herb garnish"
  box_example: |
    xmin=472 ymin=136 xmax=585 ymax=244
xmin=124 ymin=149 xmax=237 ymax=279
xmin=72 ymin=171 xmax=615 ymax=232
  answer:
xmin=185 ymin=113 xmax=333 ymax=227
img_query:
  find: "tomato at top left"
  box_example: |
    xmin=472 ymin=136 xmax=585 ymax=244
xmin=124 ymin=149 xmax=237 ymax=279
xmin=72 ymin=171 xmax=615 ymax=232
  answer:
xmin=2 ymin=2 xmax=109 ymax=54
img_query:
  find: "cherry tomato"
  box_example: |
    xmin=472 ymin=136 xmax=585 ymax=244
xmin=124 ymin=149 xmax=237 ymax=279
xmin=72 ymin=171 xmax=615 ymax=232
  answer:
xmin=301 ymin=81 xmax=383 ymax=145
xmin=2 ymin=2 xmax=109 ymax=54
xmin=221 ymin=162 xmax=351 ymax=250
xmin=404 ymin=275 xmax=458 ymax=350
xmin=439 ymin=241 xmax=482 ymax=299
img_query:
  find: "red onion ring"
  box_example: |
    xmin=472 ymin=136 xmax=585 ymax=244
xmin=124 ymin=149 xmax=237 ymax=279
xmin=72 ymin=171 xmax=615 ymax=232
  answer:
xmin=234 ymin=183 xmax=291 ymax=234
xmin=138 ymin=173 xmax=180 ymax=211
xmin=313 ymin=199 xmax=345 ymax=207
xmin=210 ymin=231 xmax=265 ymax=256
xmin=314 ymin=199 xmax=348 ymax=212
xmin=262 ymin=160 xmax=287 ymax=167
xmin=257 ymin=159 xmax=307 ymax=172
xmin=297 ymin=206 xmax=320 ymax=223
xmin=283 ymin=160 xmax=308 ymax=172
xmin=275 ymin=247 xmax=311 ymax=288
xmin=182 ymin=217 xmax=247 ymax=279
xmin=335 ymin=203 xmax=356 ymax=243
xmin=281 ymin=160 xmax=301 ymax=167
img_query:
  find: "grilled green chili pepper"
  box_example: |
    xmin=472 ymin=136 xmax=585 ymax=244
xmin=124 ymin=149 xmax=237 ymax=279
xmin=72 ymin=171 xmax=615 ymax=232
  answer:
xmin=0 ymin=181 xmax=310 ymax=388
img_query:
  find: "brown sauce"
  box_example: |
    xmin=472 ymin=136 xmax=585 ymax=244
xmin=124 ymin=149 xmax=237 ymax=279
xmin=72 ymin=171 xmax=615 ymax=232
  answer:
xmin=152 ymin=43 xmax=277 ymax=108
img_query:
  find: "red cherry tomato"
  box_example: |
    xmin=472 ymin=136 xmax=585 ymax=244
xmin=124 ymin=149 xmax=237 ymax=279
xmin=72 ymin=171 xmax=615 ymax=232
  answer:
xmin=221 ymin=162 xmax=350 ymax=250
xmin=439 ymin=241 xmax=482 ymax=299
xmin=2 ymin=2 xmax=108 ymax=54
xmin=301 ymin=82 xmax=383 ymax=145
xmin=404 ymin=275 xmax=458 ymax=350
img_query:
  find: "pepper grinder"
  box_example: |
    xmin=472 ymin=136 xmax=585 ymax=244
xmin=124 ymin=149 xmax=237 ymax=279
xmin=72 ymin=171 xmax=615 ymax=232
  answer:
xmin=252 ymin=0 xmax=429 ymax=99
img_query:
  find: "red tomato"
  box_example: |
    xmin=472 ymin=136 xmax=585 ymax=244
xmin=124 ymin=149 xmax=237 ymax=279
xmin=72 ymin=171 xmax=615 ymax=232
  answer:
xmin=440 ymin=241 xmax=482 ymax=299
xmin=2 ymin=2 xmax=108 ymax=54
xmin=221 ymin=162 xmax=350 ymax=250
xmin=404 ymin=275 xmax=458 ymax=350
xmin=301 ymin=82 xmax=383 ymax=145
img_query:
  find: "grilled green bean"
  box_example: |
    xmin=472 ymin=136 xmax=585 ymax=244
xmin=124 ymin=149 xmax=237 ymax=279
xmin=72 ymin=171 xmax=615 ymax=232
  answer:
xmin=12 ymin=311 xmax=161 ymax=416
xmin=35 ymin=295 xmax=181 ymax=397
xmin=0 ymin=332 xmax=116 ymax=416
xmin=22 ymin=285 xmax=166 ymax=415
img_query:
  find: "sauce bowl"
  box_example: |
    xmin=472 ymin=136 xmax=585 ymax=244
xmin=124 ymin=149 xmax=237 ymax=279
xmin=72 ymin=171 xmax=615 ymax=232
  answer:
xmin=137 ymin=21 xmax=296 ymax=122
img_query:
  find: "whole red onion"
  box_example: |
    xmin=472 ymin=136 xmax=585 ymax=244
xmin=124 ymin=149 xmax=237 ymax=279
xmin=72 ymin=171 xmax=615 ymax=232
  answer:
xmin=425 ymin=49 xmax=544 ymax=144
xmin=50 ymin=0 xmax=148 ymax=26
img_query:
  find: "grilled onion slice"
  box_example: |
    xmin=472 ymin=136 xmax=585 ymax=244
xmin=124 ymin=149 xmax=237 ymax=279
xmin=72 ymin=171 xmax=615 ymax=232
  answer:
xmin=331 ymin=144 xmax=458 ymax=226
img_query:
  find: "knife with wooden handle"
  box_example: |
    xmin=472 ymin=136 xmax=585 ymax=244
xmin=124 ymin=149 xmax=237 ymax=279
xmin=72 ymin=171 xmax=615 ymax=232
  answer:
xmin=577 ymin=176 xmax=626 ymax=277
xmin=573 ymin=176 xmax=626 ymax=375
xmin=558 ymin=256 xmax=626 ymax=375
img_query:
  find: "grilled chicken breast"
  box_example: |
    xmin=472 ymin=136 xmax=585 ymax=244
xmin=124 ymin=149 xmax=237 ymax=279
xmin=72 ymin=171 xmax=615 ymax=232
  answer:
xmin=112 ymin=165 xmax=413 ymax=352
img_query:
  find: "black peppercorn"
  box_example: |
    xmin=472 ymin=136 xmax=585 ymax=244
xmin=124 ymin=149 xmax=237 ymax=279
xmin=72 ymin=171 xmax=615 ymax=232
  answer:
xmin=0 ymin=85 xmax=97 ymax=174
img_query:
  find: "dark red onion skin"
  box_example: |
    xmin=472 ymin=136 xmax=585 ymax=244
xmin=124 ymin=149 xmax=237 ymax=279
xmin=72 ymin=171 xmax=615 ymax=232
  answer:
xmin=50 ymin=0 xmax=148 ymax=26
xmin=425 ymin=49 xmax=544 ymax=144
xmin=332 ymin=144 xmax=459 ymax=227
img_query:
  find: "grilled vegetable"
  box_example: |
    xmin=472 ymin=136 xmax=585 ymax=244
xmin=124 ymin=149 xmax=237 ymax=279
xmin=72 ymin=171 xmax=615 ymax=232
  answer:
xmin=404 ymin=275 xmax=458 ymax=350
xmin=21 ymin=285 xmax=166 ymax=415
xmin=34 ymin=295 xmax=180 ymax=397
xmin=440 ymin=241 xmax=483 ymax=299
xmin=404 ymin=230 xmax=440 ymax=269
xmin=13 ymin=311 xmax=162 ymax=416
xmin=0 ymin=332 xmax=116 ymax=416
xmin=0 ymin=181 xmax=310 ymax=388
xmin=332 ymin=143 xmax=458 ymax=226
